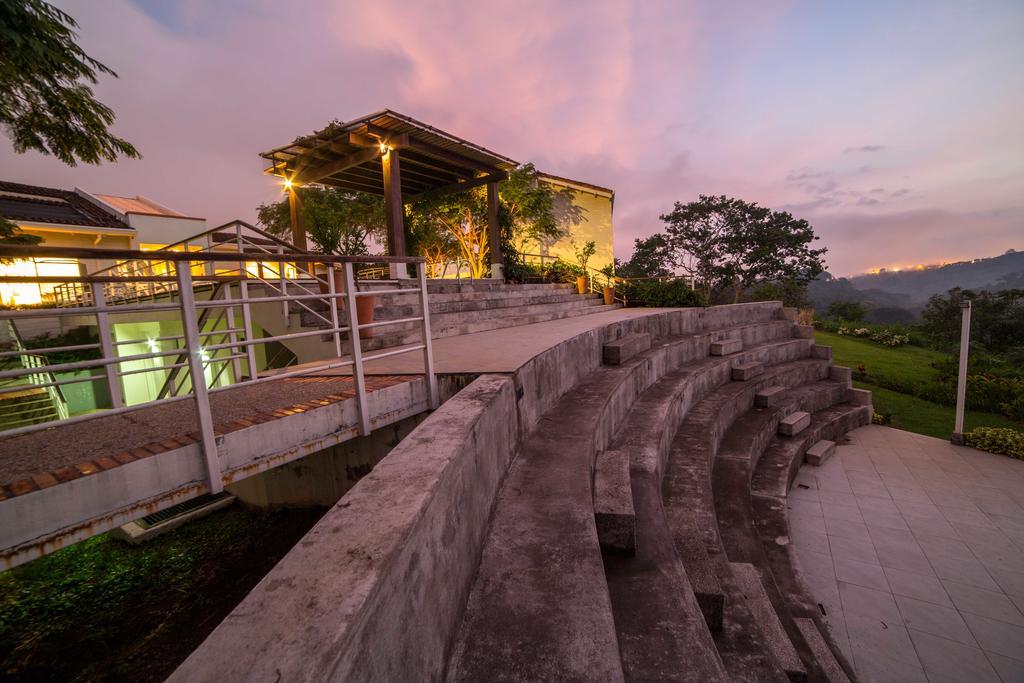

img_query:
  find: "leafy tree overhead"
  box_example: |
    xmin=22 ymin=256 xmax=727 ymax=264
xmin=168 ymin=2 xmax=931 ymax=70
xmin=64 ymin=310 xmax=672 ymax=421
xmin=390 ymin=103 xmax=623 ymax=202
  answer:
xmin=501 ymin=163 xmax=582 ymax=253
xmin=0 ymin=217 xmax=41 ymax=262
xmin=257 ymin=187 xmax=385 ymax=255
xmin=660 ymin=195 xmax=827 ymax=302
xmin=920 ymin=287 xmax=1024 ymax=353
xmin=409 ymin=189 xmax=491 ymax=278
xmin=616 ymin=234 xmax=673 ymax=279
xmin=0 ymin=0 xmax=139 ymax=165
xmin=827 ymin=300 xmax=868 ymax=323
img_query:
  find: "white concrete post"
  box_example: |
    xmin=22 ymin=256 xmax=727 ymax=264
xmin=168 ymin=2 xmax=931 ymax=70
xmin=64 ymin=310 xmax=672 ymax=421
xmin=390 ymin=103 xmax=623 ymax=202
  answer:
xmin=91 ymin=281 xmax=124 ymax=409
xmin=951 ymin=299 xmax=972 ymax=445
xmin=418 ymin=265 xmax=439 ymax=409
xmin=343 ymin=262 xmax=371 ymax=436
xmin=223 ymin=283 xmax=243 ymax=383
xmin=177 ymin=266 xmax=224 ymax=494
xmin=327 ymin=263 xmax=343 ymax=358
xmin=277 ymin=246 xmax=288 ymax=326
xmin=238 ymin=279 xmax=258 ymax=381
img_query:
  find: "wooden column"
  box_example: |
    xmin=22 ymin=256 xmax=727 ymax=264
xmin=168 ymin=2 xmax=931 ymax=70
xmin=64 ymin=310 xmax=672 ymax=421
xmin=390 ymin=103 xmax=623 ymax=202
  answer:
xmin=382 ymin=149 xmax=409 ymax=278
xmin=486 ymin=182 xmax=503 ymax=279
xmin=288 ymin=187 xmax=307 ymax=251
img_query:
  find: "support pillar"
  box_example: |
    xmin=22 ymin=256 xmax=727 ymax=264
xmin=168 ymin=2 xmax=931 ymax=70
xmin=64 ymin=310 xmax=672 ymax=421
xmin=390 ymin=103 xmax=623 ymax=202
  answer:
xmin=382 ymin=149 xmax=410 ymax=279
xmin=288 ymin=187 xmax=307 ymax=251
xmin=487 ymin=182 xmax=503 ymax=280
xmin=951 ymin=299 xmax=972 ymax=445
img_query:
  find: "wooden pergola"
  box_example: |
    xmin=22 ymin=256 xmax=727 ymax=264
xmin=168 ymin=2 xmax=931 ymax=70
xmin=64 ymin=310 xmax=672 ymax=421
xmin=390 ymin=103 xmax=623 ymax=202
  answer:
xmin=260 ymin=109 xmax=518 ymax=277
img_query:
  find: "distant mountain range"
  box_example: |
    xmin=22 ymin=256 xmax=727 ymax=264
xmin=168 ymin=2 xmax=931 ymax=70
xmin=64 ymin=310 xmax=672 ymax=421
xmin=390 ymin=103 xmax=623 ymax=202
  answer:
xmin=808 ymin=249 xmax=1023 ymax=322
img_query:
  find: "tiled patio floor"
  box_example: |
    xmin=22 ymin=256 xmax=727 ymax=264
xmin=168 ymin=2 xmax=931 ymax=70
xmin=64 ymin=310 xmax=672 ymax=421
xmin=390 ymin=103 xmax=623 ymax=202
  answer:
xmin=790 ymin=425 xmax=1024 ymax=683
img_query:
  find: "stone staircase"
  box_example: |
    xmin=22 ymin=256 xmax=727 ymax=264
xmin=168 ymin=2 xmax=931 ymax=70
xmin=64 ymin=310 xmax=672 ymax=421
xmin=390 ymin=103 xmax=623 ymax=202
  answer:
xmin=298 ymin=281 xmax=617 ymax=352
xmin=0 ymin=387 xmax=61 ymax=431
xmin=445 ymin=304 xmax=870 ymax=681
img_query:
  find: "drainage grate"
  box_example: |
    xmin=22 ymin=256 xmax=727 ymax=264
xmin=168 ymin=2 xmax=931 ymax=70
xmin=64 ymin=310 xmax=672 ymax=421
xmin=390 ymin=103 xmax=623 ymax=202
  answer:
xmin=137 ymin=493 xmax=231 ymax=529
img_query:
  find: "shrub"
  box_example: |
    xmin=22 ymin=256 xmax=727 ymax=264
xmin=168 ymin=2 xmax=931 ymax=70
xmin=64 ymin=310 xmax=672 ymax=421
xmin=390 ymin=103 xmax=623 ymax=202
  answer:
xmin=964 ymin=427 xmax=1024 ymax=459
xmin=541 ymin=259 xmax=583 ymax=284
xmin=872 ymin=411 xmax=891 ymax=425
xmin=619 ymin=279 xmax=706 ymax=308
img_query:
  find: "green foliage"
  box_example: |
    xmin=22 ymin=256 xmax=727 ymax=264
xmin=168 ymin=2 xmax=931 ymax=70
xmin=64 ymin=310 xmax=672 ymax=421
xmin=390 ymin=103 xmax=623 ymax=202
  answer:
xmin=619 ymin=279 xmax=706 ymax=308
xmin=257 ymin=187 xmax=384 ymax=255
xmin=21 ymin=327 xmax=99 ymax=363
xmin=749 ymin=280 xmax=811 ymax=308
xmin=0 ymin=0 xmax=139 ymax=165
xmin=540 ymin=259 xmax=584 ymax=284
xmin=965 ymin=427 xmax=1024 ymax=459
xmin=919 ymin=287 xmax=1024 ymax=354
xmin=827 ymin=300 xmax=868 ymax=323
xmin=616 ymin=234 xmax=673 ymax=278
xmin=659 ymin=194 xmax=826 ymax=303
xmin=572 ymin=239 xmax=596 ymax=272
xmin=502 ymin=163 xmax=581 ymax=250
xmin=0 ymin=216 xmax=42 ymax=262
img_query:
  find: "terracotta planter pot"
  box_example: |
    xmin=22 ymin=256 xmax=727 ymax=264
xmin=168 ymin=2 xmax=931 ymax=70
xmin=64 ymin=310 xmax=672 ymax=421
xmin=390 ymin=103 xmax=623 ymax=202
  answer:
xmin=314 ymin=266 xmax=376 ymax=338
xmin=355 ymin=294 xmax=376 ymax=338
xmin=576 ymin=276 xmax=588 ymax=294
xmin=603 ymin=286 xmax=615 ymax=305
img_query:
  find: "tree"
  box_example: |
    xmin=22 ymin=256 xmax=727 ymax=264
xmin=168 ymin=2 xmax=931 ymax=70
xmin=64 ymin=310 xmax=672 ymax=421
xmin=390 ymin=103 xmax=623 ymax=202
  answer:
xmin=257 ymin=187 xmax=385 ymax=255
xmin=0 ymin=216 xmax=41 ymax=262
xmin=0 ymin=0 xmax=139 ymax=165
xmin=751 ymin=280 xmax=812 ymax=309
xmin=827 ymin=300 xmax=868 ymax=323
xmin=616 ymin=234 xmax=673 ymax=278
xmin=409 ymin=189 xmax=491 ymax=278
xmin=573 ymin=239 xmax=596 ymax=273
xmin=920 ymin=288 xmax=1024 ymax=353
xmin=501 ymin=163 xmax=583 ymax=254
xmin=660 ymin=195 xmax=827 ymax=302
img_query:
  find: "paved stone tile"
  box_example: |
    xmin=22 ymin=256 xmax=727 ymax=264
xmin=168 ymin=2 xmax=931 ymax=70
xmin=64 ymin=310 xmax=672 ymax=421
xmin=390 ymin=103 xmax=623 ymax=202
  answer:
xmin=883 ymin=567 xmax=952 ymax=607
xmin=987 ymin=566 xmax=1024 ymax=599
xmin=824 ymin=517 xmax=871 ymax=542
xmin=904 ymin=513 xmax=960 ymax=540
xmin=938 ymin=504 xmax=994 ymax=527
xmin=789 ymin=498 xmax=823 ymax=518
xmin=861 ymin=507 xmax=910 ymax=532
xmin=915 ymin=533 xmax=976 ymax=562
xmin=845 ymin=611 xmax=920 ymax=668
xmin=790 ymin=513 xmax=827 ymax=537
xmin=894 ymin=500 xmax=941 ymax=518
xmin=830 ymin=533 xmax=880 ymax=565
xmin=853 ymin=650 xmax=928 ymax=683
xmin=796 ymin=548 xmax=835 ymax=580
xmin=822 ymin=502 xmax=863 ymax=524
xmin=873 ymin=537 xmax=935 ymax=574
xmin=928 ymin=553 xmax=1001 ymax=590
xmin=857 ymin=495 xmax=901 ymax=515
xmin=962 ymin=612 xmax=1024 ymax=662
xmin=942 ymin=581 xmax=1024 ymax=626
xmin=908 ymin=629 xmax=1000 ymax=682
xmin=839 ymin=581 xmax=901 ymax=621
xmin=895 ymin=594 xmax=977 ymax=645
xmin=886 ymin=485 xmax=933 ymax=504
xmin=834 ymin=557 xmax=890 ymax=592
xmin=795 ymin=528 xmax=830 ymax=556
xmin=986 ymin=652 xmax=1024 ymax=683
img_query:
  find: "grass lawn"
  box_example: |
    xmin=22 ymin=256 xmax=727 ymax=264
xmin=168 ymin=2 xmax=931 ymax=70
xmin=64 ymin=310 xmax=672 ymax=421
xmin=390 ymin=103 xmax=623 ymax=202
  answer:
xmin=816 ymin=330 xmax=1024 ymax=439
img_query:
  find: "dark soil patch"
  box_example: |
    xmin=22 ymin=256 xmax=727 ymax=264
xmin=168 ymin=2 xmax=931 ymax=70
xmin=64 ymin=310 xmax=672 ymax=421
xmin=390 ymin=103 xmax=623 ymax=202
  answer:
xmin=0 ymin=505 xmax=325 ymax=682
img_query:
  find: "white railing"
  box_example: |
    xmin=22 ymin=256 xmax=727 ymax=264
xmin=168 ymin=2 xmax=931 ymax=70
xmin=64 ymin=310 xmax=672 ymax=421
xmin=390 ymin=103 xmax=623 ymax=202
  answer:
xmin=0 ymin=244 xmax=437 ymax=495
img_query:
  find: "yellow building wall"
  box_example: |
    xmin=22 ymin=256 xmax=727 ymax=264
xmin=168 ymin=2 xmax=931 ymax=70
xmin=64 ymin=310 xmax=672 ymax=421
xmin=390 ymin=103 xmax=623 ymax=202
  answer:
xmin=519 ymin=184 xmax=614 ymax=274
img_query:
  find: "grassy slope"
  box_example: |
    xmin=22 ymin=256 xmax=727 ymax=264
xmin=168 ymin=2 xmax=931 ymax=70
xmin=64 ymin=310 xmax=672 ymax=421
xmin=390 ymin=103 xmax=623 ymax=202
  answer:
xmin=816 ymin=330 xmax=1023 ymax=439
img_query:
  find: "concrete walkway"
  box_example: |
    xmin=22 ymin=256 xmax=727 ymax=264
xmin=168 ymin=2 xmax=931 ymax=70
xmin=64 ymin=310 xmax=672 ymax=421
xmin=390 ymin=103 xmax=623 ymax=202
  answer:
xmin=790 ymin=425 xmax=1024 ymax=682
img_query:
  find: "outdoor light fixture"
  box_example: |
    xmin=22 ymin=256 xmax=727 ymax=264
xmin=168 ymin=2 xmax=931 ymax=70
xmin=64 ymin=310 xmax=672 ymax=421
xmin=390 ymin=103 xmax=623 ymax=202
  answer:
xmin=145 ymin=337 xmax=159 ymax=353
xmin=283 ymin=177 xmax=294 ymax=190
xmin=379 ymin=140 xmax=392 ymax=154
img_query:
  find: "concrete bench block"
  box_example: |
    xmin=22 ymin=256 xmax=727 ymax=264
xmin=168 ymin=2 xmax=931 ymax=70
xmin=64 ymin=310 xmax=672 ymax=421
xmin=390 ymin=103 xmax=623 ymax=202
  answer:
xmin=732 ymin=362 xmax=764 ymax=381
xmin=779 ymin=411 xmax=811 ymax=436
xmin=666 ymin=506 xmax=724 ymax=631
xmin=594 ymin=449 xmax=635 ymax=554
xmin=812 ymin=345 xmax=832 ymax=360
xmin=731 ymin=563 xmax=807 ymax=682
xmin=603 ymin=333 xmax=651 ymax=366
xmin=848 ymin=388 xmax=872 ymax=406
xmin=805 ymin=439 xmax=836 ymax=466
xmin=794 ymin=324 xmax=815 ymax=339
xmin=794 ymin=618 xmax=851 ymax=682
xmin=829 ymin=365 xmax=852 ymax=383
xmin=710 ymin=338 xmax=743 ymax=356
xmin=755 ymin=385 xmax=785 ymax=408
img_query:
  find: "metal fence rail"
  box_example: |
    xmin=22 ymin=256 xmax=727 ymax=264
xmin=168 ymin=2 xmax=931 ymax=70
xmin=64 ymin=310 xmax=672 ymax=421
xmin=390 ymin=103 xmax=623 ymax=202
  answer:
xmin=0 ymin=244 xmax=437 ymax=495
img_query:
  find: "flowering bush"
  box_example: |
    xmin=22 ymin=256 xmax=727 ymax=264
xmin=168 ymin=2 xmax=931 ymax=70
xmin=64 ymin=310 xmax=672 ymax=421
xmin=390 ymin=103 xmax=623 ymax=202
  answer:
xmin=832 ymin=325 xmax=910 ymax=347
xmin=964 ymin=427 xmax=1024 ymax=460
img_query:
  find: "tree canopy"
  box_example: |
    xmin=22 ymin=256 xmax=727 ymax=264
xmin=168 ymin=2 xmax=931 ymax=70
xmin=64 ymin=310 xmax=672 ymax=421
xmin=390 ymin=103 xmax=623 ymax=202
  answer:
xmin=659 ymin=195 xmax=826 ymax=302
xmin=501 ymin=164 xmax=583 ymax=253
xmin=827 ymin=300 xmax=868 ymax=323
xmin=257 ymin=187 xmax=385 ymax=255
xmin=920 ymin=287 xmax=1024 ymax=353
xmin=616 ymin=234 xmax=673 ymax=278
xmin=0 ymin=0 xmax=139 ymax=165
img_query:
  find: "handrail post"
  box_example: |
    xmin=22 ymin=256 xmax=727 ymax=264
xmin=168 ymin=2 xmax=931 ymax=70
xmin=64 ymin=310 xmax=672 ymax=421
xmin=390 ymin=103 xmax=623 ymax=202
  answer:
xmin=277 ymin=246 xmax=288 ymax=326
xmin=177 ymin=266 xmax=223 ymax=494
xmin=91 ymin=281 xmax=124 ymax=409
xmin=343 ymin=262 xmax=371 ymax=436
xmin=327 ymin=263 xmax=343 ymax=358
xmin=238 ymin=278 xmax=258 ymax=381
xmin=418 ymin=264 xmax=439 ymax=409
xmin=952 ymin=299 xmax=972 ymax=445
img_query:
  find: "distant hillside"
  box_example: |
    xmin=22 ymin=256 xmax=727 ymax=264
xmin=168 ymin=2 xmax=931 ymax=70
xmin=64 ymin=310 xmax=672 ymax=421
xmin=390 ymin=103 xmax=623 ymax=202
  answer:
xmin=848 ymin=249 xmax=1024 ymax=305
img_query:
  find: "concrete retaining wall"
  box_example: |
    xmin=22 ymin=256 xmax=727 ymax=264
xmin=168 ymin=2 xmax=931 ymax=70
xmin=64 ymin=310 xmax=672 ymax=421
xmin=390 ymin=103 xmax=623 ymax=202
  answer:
xmin=173 ymin=301 xmax=788 ymax=680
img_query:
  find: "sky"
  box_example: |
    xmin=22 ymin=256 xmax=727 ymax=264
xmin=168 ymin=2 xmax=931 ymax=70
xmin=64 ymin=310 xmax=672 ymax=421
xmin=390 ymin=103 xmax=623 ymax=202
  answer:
xmin=2 ymin=0 xmax=1022 ymax=276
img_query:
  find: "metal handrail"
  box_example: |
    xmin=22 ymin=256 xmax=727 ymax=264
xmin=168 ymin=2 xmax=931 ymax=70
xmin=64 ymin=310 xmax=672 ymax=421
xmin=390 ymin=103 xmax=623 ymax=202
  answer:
xmin=0 ymin=245 xmax=438 ymax=498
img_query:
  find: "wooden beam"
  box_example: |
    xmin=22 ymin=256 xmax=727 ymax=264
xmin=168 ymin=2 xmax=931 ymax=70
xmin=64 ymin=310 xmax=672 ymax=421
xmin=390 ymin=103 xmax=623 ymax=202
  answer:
xmin=408 ymin=171 xmax=507 ymax=201
xmin=288 ymin=187 xmax=307 ymax=250
xmin=487 ymin=182 xmax=503 ymax=271
xmin=293 ymin=146 xmax=382 ymax=185
xmin=382 ymin=149 xmax=406 ymax=258
xmin=364 ymin=123 xmax=497 ymax=174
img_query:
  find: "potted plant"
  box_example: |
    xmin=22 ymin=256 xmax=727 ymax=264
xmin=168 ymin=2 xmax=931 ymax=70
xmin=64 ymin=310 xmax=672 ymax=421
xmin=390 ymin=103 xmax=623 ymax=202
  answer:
xmin=573 ymin=240 xmax=596 ymax=295
xmin=599 ymin=264 xmax=616 ymax=305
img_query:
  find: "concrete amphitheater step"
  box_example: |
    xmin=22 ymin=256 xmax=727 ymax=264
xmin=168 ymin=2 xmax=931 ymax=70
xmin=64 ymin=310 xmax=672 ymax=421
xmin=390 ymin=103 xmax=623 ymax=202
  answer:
xmin=746 ymin=401 xmax=873 ymax=683
xmin=447 ymin=316 xmax=806 ymax=681
xmin=661 ymin=363 xmax=838 ymax=680
xmin=712 ymin=381 xmax=854 ymax=682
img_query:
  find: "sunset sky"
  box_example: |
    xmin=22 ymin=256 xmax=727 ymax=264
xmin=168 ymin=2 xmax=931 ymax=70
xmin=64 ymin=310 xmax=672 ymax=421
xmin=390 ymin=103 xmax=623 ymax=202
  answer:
xmin=2 ymin=0 xmax=1021 ymax=276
